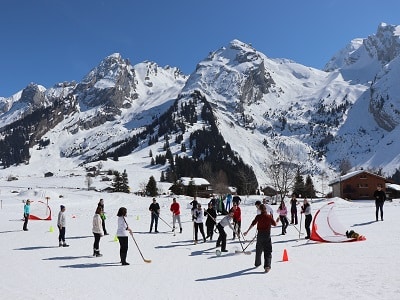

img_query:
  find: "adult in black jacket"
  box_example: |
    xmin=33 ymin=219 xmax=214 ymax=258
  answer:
xmin=149 ymin=198 xmax=160 ymax=233
xmin=204 ymin=203 xmax=217 ymax=240
xmin=373 ymin=184 xmax=386 ymax=221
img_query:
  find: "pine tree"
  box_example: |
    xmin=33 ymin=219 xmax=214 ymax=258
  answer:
xmin=146 ymin=176 xmax=158 ymax=197
xmin=121 ymin=169 xmax=130 ymax=193
xmin=112 ymin=171 xmax=122 ymax=192
xmin=304 ymin=175 xmax=316 ymax=198
xmin=292 ymin=168 xmax=305 ymax=197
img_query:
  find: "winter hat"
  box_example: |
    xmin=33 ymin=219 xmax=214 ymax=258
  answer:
xmin=60 ymin=205 xmax=65 ymax=210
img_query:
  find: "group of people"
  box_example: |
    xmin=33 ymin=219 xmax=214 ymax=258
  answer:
xmin=22 ymin=183 xmax=387 ymax=269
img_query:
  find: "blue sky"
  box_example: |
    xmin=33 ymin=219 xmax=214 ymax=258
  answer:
xmin=1 ymin=0 xmax=400 ymax=97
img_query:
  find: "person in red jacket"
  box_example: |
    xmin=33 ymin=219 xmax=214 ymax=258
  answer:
xmin=232 ymin=203 xmax=241 ymax=240
xmin=244 ymin=204 xmax=277 ymax=273
xmin=170 ymin=198 xmax=182 ymax=233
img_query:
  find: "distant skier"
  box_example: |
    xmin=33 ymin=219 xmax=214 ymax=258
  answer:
xmin=244 ymin=204 xmax=277 ymax=273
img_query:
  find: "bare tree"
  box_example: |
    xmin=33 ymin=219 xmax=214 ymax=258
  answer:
xmin=339 ymin=158 xmax=352 ymax=175
xmin=264 ymin=148 xmax=300 ymax=202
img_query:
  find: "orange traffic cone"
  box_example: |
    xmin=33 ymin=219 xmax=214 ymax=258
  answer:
xmin=282 ymin=248 xmax=289 ymax=262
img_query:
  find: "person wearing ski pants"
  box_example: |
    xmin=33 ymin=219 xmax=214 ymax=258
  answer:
xmin=216 ymin=209 xmax=234 ymax=252
xmin=244 ymin=204 xmax=276 ymax=273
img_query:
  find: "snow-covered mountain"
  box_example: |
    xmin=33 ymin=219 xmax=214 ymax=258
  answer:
xmin=1 ymin=23 xmax=400 ymax=192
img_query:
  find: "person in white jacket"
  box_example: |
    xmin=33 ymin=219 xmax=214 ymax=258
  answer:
xmin=57 ymin=205 xmax=69 ymax=247
xmin=92 ymin=206 xmax=104 ymax=257
xmin=117 ymin=207 xmax=132 ymax=265
xmin=193 ymin=203 xmax=206 ymax=244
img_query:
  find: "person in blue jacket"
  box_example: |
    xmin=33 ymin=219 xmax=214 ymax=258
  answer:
xmin=225 ymin=194 xmax=232 ymax=211
xmin=23 ymin=200 xmax=31 ymax=231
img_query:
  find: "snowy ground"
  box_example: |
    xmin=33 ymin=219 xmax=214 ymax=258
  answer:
xmin=1 ymin=175 xmax=399 ymax=300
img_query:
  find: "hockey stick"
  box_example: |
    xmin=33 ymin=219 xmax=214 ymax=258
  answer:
xmin=123 ymin=218 xmax=151 ymax=263
xmin=298 ymin=213 xmax=303 ymax=240
xmin=155 ymin=212 xmax=173 ymax=230
xmin=235 ymin=230 xmax=251 ymax=255
xmin=242 ymin=233 xmax=257 ymax=251
xmin=129 ymin=232 xmax=152 ymax=263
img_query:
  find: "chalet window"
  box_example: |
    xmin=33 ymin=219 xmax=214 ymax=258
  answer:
xmin=357 ymin=183 xmax=368 ymax=188
xmin=359 ymin=174 xmax=367 ymax=179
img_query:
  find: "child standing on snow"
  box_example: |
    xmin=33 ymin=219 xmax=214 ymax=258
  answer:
xmin=57 ymin=205 xmax=69 ymax=247
xmin=276 ymin=200 xmax=289 ymax=235
xmin=23 ymin=199 xmax=31 ymax=231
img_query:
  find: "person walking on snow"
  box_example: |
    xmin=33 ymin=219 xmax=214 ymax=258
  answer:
xmin=117 ymin=207 xmax=132 ymax=265
xmin=149 ymin=198 xmax=160 ymax=233
xmin=301 ymin=199 xmax=312 ymax=239
xmin=193 ymin=203 xmax=207 ymax=243
xmin=92 ymin=205 xmax=104 ymax=257
xmin=244 ymin=204 xmax=276 ymax=273
xmin=276 ymin=200 xmax=289 ymax=235
xmin=216 ymin=209 xmax=235 ymax=252
xmin=373 ymin=184 xmax=386 ymax=221
xmin=205 ymin=202 xmax=217 ymax=240
xmin=23 ymin=199 xmax=31 ymax=231
xmin=170 ymin=197 xmax=182 ymax=233
xmin=57 ymin=205 xmax=69 ymax=247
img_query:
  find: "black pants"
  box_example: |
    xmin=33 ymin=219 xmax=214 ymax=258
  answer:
xmin=216 ymin=224 xmax=227 ymax=251
xmin=279 ymin=216 xmax=289 ymax=234
xmin=101 ymin=219 xmax=108 ymax=235
xmin=150 ymin=213 xmax=159 ymax=231
xmin=23 ymin=214 xmax=29 ymax=230
xmin=291 ymin=208 xmax=298 ymax=224
xmin=375 ymin=201 xmax=384 ymax=220
xmin=58 ymin=227 xmax=66 ymax=242
xmin=93 ymin=233 xmax=101 ymax=251
xmin=255 ymin=231 xmax=272 ymax=268
xmin=304 ymin=214 xmax=312 ymax=238
xmin=205 ymin=221 xmax=215 ymax=239
xmin=118 ymin=236 xmax=129 ymax=263
xmin=233 ymin=220 xmax=241 ymax=238
xmin=194 ymin=222 xmax=206 ymax=241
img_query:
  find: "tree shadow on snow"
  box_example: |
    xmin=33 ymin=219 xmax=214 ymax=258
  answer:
xmin=196 ymin=267 xmax=265 ymax=281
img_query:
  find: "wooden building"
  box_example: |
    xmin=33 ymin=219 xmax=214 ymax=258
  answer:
xmin=329 ymin=170 xmax=389 ymax=200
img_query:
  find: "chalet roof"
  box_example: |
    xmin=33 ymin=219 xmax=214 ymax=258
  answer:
xmin=328 ymin=170 xmax=387 ymax=185
xmin=387 ymin=183 xmax=400 ymax=191
xmin=179 ymin=177 xmax=210 ymax=186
